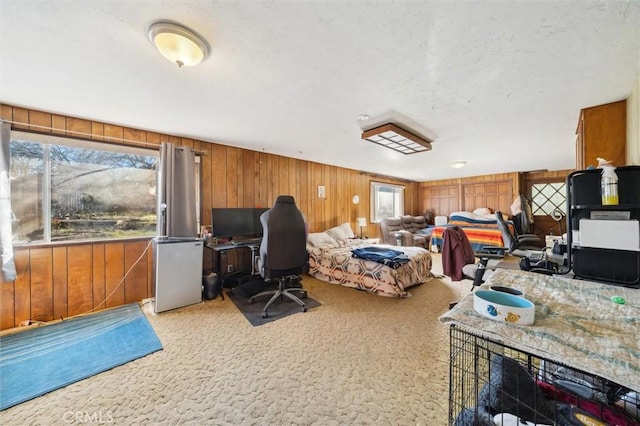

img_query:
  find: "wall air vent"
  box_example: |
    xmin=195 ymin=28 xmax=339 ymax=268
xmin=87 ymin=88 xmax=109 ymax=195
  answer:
xmin=361 ymin=123 xmax=432 ymax=155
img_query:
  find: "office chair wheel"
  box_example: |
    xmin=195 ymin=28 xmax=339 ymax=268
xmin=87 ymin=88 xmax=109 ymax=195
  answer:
xmin=262 ymin=312 xmax=268 ymax=318
xmin=302 ymin=307 xmax=307 ymax=312
xmin=248 ymin=298 xmax=255 ymax=304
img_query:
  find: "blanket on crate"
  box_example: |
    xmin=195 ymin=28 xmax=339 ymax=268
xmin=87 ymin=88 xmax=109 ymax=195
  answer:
xmin=440 ymin=269 xmax=640 ymax=393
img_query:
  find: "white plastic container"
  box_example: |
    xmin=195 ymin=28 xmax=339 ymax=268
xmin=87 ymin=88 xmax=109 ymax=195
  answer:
xmin=579 ymin=219 xmax=640 ymax=251
xmin=435 ymin=215 xmax=448 ymax=226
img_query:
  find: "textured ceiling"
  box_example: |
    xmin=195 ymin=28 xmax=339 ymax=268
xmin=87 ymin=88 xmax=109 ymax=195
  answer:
xmin=1 ymin=1 xmax=639 ymax=181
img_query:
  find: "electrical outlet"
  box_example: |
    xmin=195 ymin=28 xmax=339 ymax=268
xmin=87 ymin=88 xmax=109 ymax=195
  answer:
xmin=227 ymin=265 xmax=234 ymax=273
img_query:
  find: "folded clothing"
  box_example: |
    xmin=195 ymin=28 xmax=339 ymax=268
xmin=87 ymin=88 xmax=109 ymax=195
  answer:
xmin=351 ymin=246 xmax=410 ymax=269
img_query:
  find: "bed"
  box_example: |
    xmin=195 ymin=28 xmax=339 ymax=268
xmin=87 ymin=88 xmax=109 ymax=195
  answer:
xmin=429 ymin=212 xmax=513 ymax=253
xmin=306 ymin=223 xmax=433 ymax=297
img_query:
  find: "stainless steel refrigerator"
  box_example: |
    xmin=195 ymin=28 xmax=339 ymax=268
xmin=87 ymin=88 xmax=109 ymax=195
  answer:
xmin=154 ymin=237 xmax=204 ymax=313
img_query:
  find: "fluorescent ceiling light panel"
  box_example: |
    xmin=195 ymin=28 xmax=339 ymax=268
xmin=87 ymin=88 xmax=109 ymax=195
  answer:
xmin=361 ymin=123 xmax=432 ymax=155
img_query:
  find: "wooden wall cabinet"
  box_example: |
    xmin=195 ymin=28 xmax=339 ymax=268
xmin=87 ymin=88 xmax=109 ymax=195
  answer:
xmin=462 ymin=180 xmax=512 ymax=216
xmin=419 ymin=173 xmax=519 ymax=219
xmin=575 ymin=99 xmax=627 ymax=169
xmin=420 ymin=184 xmax=459 ymax=217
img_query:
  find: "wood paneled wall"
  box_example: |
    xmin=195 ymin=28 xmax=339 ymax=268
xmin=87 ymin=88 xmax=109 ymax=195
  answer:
xmin=418 ymin=169 xmax=573 ymax=238
xmin=419 ymin=172 xmax=520 ymax=218
xmin=1 ymin=239 xmax=153 ymax=330
xmin=521 ymin=169 xmax=573 ymax=188
xmin=0 ymin=104 xmax=419 ymax=330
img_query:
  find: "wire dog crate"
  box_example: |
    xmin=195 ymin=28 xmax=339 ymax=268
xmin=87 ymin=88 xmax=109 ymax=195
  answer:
xmin=449 ymin=326 xmax=640 ymax=425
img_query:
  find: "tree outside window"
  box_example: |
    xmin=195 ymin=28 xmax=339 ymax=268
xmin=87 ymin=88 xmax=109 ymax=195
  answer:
xmin=10 ymin=132 xmax=158 ymax=243
xmin=370 ymin=182 xmax=404 ymax=223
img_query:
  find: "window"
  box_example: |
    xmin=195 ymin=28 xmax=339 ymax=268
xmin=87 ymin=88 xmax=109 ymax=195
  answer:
xmin=370 ymin=182 xmax=404 ymax=222
xmin=531 ymin=182 xmax=566 ymax=216
xmin=10 ymin=131 xmax=158 ymax=243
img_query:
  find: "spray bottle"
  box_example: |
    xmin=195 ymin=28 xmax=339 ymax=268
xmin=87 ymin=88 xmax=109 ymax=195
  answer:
xmin=597 ymin=158 xmax=619 ymax=205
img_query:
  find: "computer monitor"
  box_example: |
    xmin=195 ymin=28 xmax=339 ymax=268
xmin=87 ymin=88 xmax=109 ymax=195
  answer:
xmin=211 ymin=208 xmax=268 ymax=239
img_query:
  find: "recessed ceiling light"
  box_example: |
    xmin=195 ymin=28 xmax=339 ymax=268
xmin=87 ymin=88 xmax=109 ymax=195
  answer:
xmin=356 ymin=114 xmax=370 ymax=121
xmin=450 ymin=161 xmax=467 ymax=169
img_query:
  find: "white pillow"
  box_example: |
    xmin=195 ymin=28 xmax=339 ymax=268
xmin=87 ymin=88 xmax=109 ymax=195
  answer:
xmin=307 ymin=232 xmax=339 ymax=247
xmin=473 ymin=207 xmax=492 ymax=216
xmin=338 ymin=222 xmax=355 ymax=239
xmin=452 ymin=210 xmax=497 ymax=221
xmin=326 ymin=222 xmax=355 ymax=241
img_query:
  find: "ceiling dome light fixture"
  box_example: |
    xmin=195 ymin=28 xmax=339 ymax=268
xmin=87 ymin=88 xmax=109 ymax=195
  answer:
xmin=147 ymin=21 xmax=210 ymax=68
xmin=450 ymin=161 xmax=467 ymax=169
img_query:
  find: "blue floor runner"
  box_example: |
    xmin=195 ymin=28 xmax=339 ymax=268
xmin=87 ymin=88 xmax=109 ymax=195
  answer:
xmin=0 ymin=303 xmax=163 ymax=410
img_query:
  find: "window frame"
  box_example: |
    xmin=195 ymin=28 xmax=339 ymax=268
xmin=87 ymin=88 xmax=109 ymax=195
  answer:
xmin=9 ymin=131 xmax=166 ymax=246
xmin=530 ymin=181 xmax=567 ymax=217
xmin=370 ymin=181 xmax=405 ymax=223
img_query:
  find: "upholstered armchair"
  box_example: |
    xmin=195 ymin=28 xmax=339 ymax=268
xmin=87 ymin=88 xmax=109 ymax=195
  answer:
xmin=380 ymin=218 xmax=410 ymax=246
xmin=379 ymin=215 xmax=432 ymax=248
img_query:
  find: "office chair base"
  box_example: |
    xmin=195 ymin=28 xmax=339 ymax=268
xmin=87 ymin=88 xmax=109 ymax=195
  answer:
xmin=248 ymin=276 xmax=307 ymax=318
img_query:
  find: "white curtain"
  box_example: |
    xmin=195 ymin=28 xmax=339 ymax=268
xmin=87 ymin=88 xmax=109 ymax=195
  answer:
xmin=156 ymin=142 xmax=197 ymax=237
xmin=0 ymin=121 xmax=16 ymax=280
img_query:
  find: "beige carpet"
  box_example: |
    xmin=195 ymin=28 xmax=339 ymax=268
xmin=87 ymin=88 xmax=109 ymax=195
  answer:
xmin=0 ymin=254 xmax=468 ymax=425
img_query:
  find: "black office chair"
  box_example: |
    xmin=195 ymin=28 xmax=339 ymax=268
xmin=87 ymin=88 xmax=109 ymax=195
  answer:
xmin=495 ymin=211 xmax=544 ymax=257
xmin=442 ymin=226 xmax=505 ymax=289
xmin=248 ymin=195 xmax=308 ymax=318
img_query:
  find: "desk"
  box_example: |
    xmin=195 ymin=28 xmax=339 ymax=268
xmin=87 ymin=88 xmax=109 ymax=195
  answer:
xmin=205 ymin=240 xmax=261 ymax=299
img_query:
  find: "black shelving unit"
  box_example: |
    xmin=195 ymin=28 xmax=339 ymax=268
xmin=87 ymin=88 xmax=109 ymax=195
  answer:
xmin=566 ymin=166 xmax=640 ymax=287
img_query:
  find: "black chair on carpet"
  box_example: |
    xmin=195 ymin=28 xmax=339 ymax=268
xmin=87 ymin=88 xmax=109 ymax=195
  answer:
xmin=249 ymin=195 xmax=308 ymax=318
xmin=494 ymin=211 xmax=545 ymax=257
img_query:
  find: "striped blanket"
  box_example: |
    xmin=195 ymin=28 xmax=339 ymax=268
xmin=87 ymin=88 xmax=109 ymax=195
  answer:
xmin=430 ymin=215 xmax=515 ymax=252
xmin=430 ymin=226 xmax=506 ymax=252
